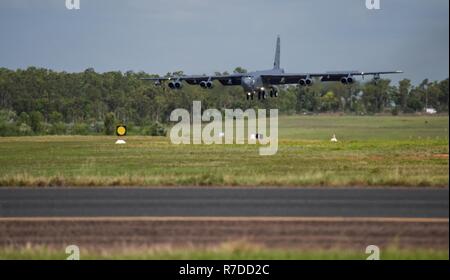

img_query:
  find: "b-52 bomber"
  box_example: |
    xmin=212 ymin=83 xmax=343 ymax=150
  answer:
xmin=142 ymin=36 xmax=402 ymax=100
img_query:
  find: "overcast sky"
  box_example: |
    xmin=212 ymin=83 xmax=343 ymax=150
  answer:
xmin=0 ymin=0 xmax=448 ymax=84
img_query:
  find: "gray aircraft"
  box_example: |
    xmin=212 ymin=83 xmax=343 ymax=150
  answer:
xmin=142 ymin=36 xmax=402 ymax=100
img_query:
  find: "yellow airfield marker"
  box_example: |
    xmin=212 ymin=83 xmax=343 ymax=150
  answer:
xmin=115 ymin=125 xmax=127 ymax=144
xmin=116 ymin=125 xmax=127 ymax=136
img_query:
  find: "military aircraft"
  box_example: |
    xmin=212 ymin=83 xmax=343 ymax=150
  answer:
xmin=141 ymin=36 xmax=402 ymax=100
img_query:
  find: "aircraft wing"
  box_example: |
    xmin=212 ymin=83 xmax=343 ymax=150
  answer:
xmin=141 ymin=74 xmax=244 ymax=86
xmin=261 ymin=70 xmax=403 ymax=84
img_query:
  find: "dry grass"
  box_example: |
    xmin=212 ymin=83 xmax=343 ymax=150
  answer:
xmin=0 ymin=242 xmax=447 ymax=260
xmin=0 ymin=115 xmax=448 ymax=187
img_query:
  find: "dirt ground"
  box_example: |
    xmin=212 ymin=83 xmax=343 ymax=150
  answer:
xmin=0 ymin=217 xmax=447 ymax=251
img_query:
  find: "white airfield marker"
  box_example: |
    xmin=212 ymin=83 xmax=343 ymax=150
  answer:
xmin=331 ymin=134 xmax=338 ymax=142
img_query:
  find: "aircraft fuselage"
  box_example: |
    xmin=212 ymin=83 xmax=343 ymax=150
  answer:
xmin=241 ymin=68 xmax=285 ymax=93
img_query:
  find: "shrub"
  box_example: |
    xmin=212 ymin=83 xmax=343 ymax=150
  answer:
xmin=50 ymin=122 xmax=66 ymax=135
xmin=17 ymin=123 xmax=33 ymax=136
xmin=18 ymin=112 xmax=30 ymax=126
xmin=72 ymin=123 xmax=89 ymax=135
xmin=142 ymin=121 xmax=166 ymax=136
xmin=391 ymin=106 xmax=399 ymax=116
xmin=0 ymin=121 xmax=18 ymax=136
xmin=104 ymin=112 xmax=115 ymax=135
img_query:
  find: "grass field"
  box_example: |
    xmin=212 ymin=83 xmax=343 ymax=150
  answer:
xmin=0 ymin=245 xmax=447 ymax=260
xmin=0 ymin=115 xmax=448 ymax=187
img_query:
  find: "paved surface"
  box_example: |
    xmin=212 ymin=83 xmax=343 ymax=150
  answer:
xmin=1 ymin=217 xmax=447 ymax=250
xmin=0 ymin=187 xmax=448 ymax=218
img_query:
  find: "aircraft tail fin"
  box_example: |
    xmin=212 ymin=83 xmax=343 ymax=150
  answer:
xmin=273 ymin=35 xmax=280 ymax=70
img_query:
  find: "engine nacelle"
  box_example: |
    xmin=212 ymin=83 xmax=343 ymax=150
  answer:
xmin=200 ymin=80 xmax=213 ymax=89
xmin=168 ymin=80 xmax=182 ymax=89
xmin=299 ymin=79 xmax=306 ymax=86
xmin=305 ymin=78 xmax=313 ymax=86
xmin=340 ymin=76 xmax=354 ymax=84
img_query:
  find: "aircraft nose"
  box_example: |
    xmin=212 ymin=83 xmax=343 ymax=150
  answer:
xmin=241 ymin=77 xmax=255 ymax=91
xmin=243 ymin=77 xmax=254 ymax=86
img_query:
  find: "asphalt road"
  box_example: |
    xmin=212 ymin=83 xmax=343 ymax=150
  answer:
xmin=0 ymin=187 xmax=448 ymax=218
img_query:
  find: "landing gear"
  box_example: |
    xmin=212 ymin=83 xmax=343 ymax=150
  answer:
xmin=245 ymin=88 xmax=275 ymax=101
xmin=259 ymin=90 xmax=267 ymax=100
xmin=256 ymin=90 xmax=267 ymax=100
xmin=270 ymin=87 xmax=278 ymax=98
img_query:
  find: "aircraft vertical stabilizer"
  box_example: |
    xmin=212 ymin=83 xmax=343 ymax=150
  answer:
xmin=273 ymin=36 xmax=281 ymax=70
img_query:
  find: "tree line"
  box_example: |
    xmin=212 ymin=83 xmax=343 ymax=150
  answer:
xmin=0 ymin=67 xmax=448 ymax=136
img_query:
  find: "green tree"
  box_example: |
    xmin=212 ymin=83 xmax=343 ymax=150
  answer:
xmin=29 ymin=111 xmax=44 ymax=134
xmin=0 ymin=66 xmax=447 ymax=137
xmin=104 ymin=112 xmax=116 ymax=135
xmin=406 ymin=87 xmax=424 ymax=112
xmin=362 ymin=80 xmax=392 ymax=113
xmin=320 ymin=91 xmax=339 ymax=112
xmin=18 ymin=112 xmax=30 ymax=125
xmin=437 ymin=79 xmax=449 ymax=112
xmin=397 ymin=79 xmax=411 ymax=112
xmin=233 ymin=67 xmax=247 ymax=74
xmin=49 ymin=111 xmax=63 ymax=124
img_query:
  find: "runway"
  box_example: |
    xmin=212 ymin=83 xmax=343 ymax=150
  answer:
xmin=0 ymin=187 xmax=448 ymax=251
xmin=0 ymin=187 xmax=448 ymax=218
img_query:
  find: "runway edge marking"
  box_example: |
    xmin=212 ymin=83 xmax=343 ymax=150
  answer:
xmin=0 ymin=217 xmax=448 ymax=223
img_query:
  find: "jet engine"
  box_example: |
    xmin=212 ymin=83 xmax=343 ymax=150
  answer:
xmin=340 ymin=76 xmax=354 ymax=84
xmin=299 ymin=79 xmax=307 ymax=86
xmin=200 ymin=80 xmax=213 ymax=89
xmin=169 ymin=80 xmax=182 ymax=89
xmin=299 ymin=78 xmax=313 ymax=86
